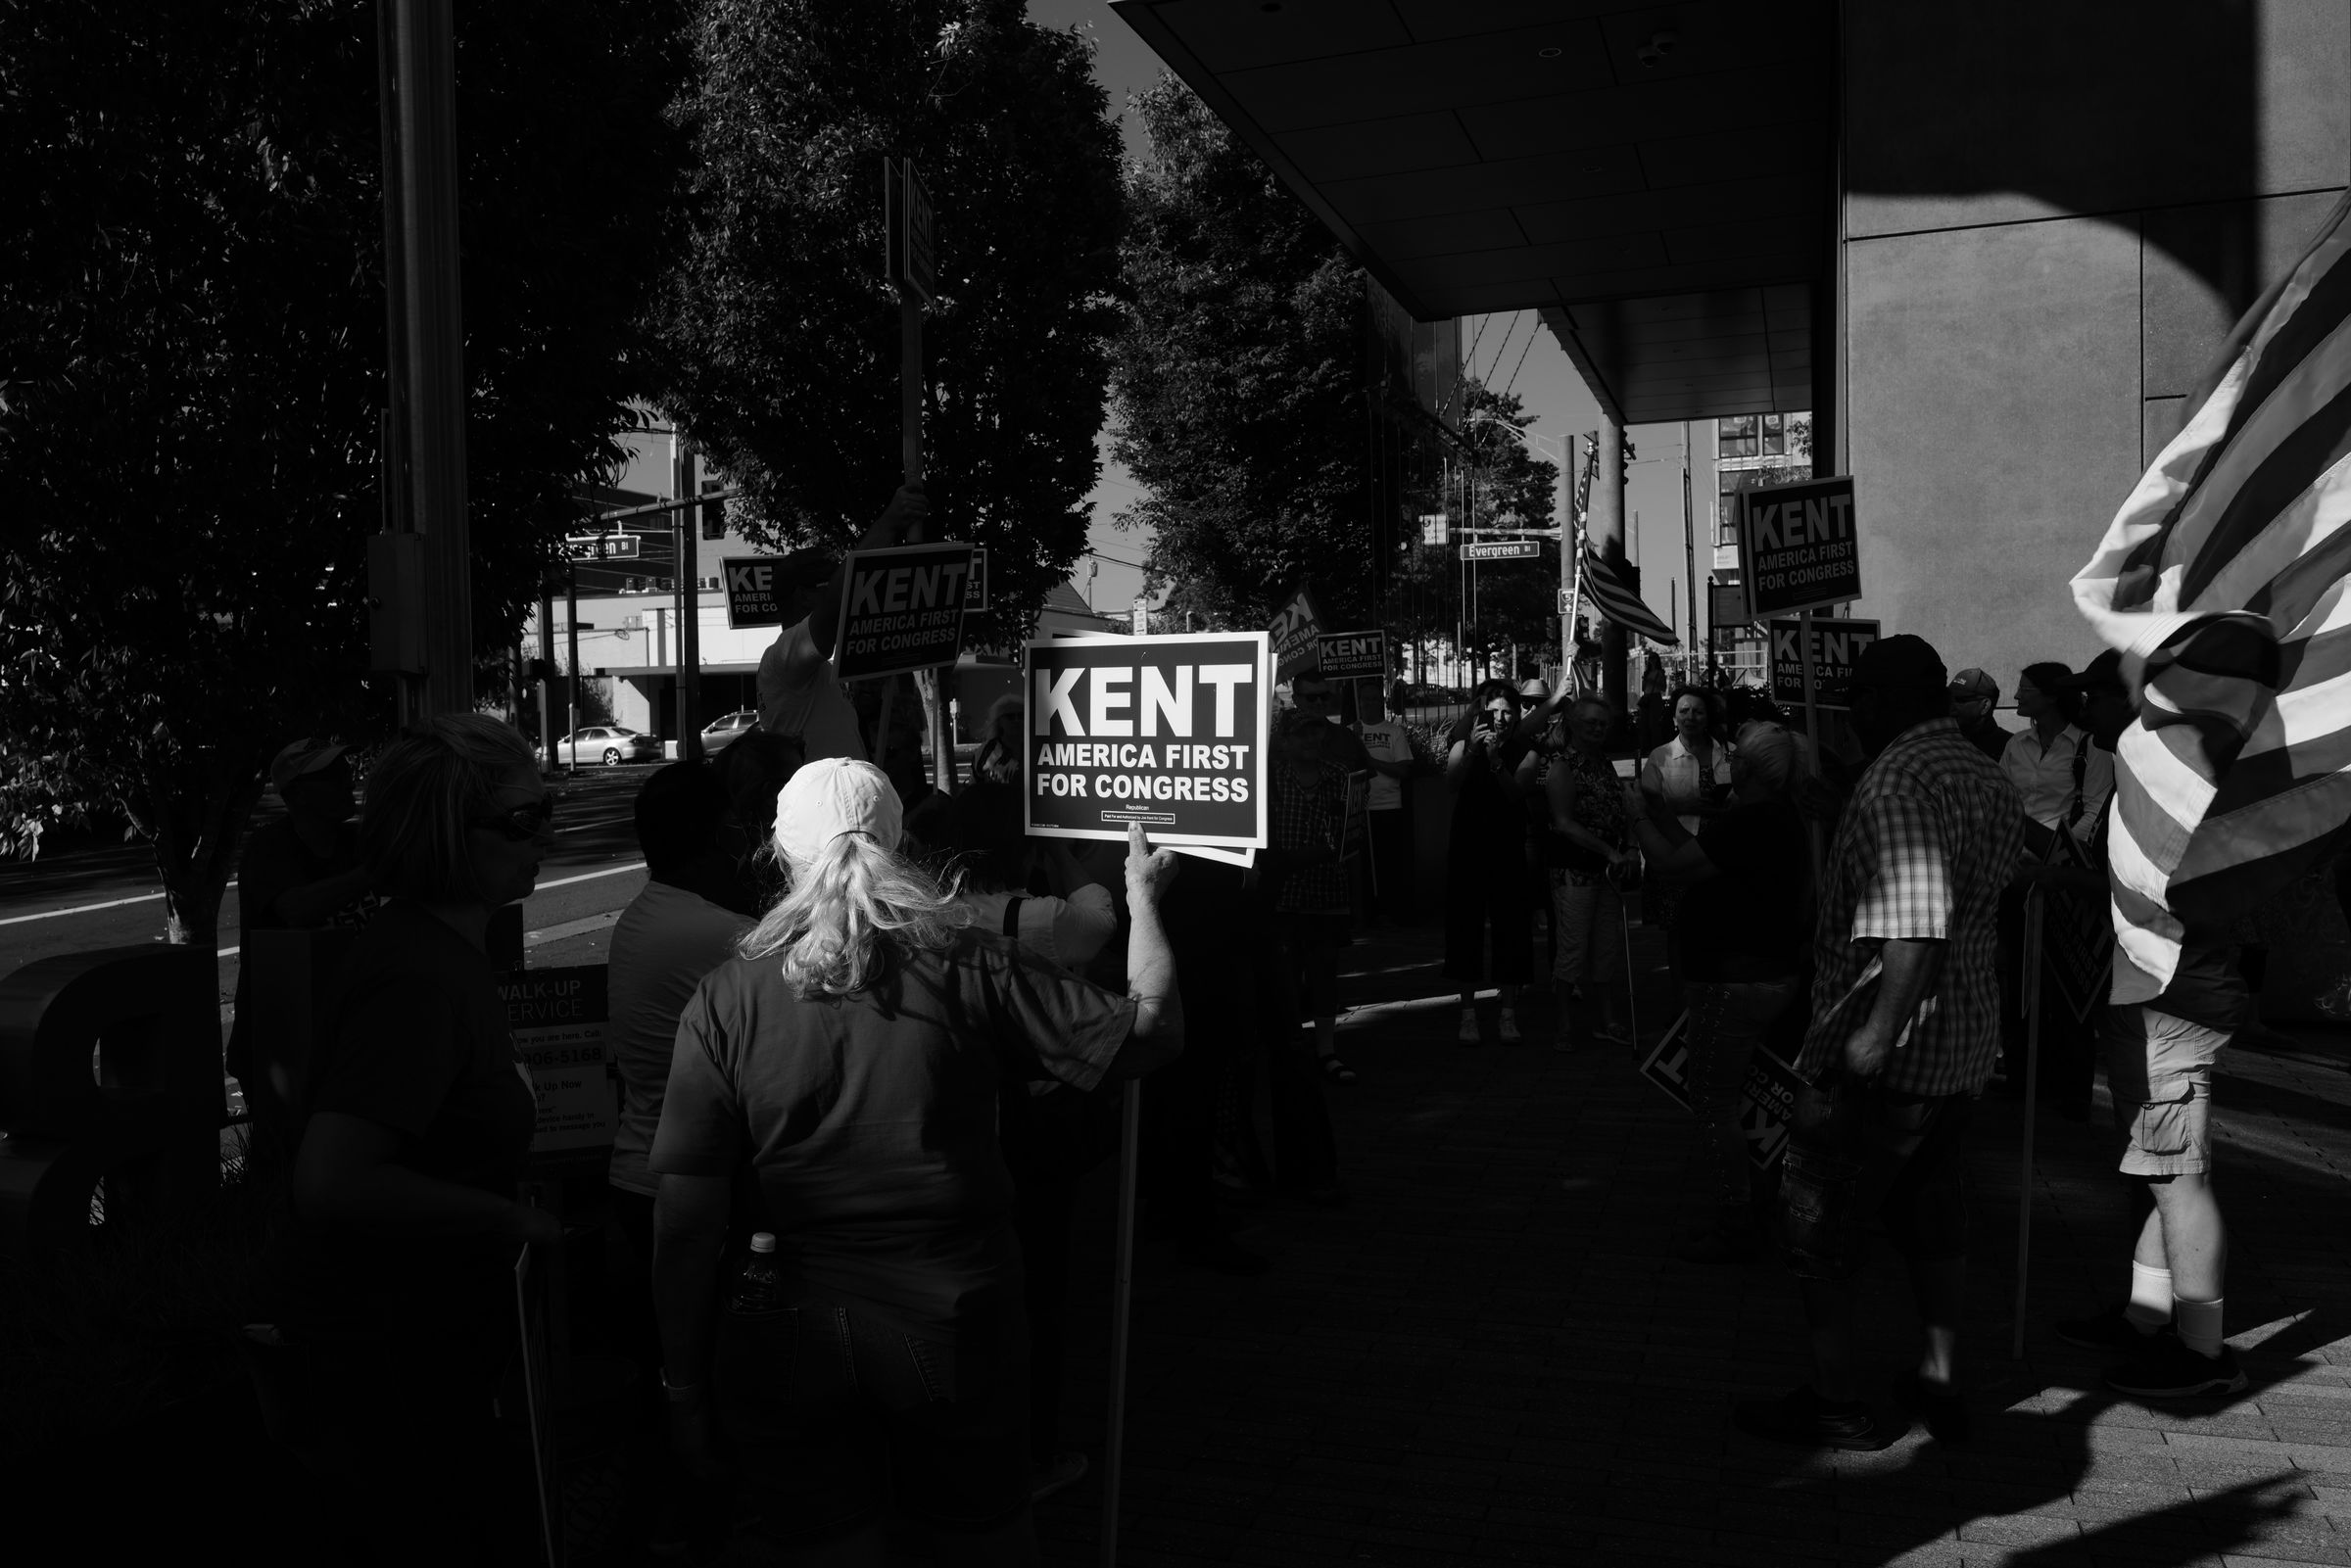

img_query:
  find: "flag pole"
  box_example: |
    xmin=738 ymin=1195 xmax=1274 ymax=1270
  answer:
xmin=1100 ymin=1078 xmax=1143 ymax=1567
xmin=1562 ymin=529 xmax=1587 ymax=693
xmin=2011 ymin=886 xmax=2046 ymax=1359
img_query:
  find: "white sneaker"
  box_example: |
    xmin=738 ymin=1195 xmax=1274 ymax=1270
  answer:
xmin=1457 ymin=1009 xmax=1481 ymax=1044
xmin=1497 ymin=1008 xmax=1523 ymax=1043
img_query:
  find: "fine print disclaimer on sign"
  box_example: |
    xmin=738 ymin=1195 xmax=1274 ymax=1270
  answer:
xmin=831 ymin=542 xmax=972 ymax=680
xmin=1025 ymin=631 xmax=1271 ymax=851
xmin=1738 ymin=474 xmax=1860 ymax=617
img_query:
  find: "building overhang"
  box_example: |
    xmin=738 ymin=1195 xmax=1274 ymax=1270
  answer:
xmin=1109 ymin=0 xmax=1833 ymax=424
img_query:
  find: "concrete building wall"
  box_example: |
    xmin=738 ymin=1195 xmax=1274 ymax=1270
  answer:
xmin=1838 ymin=0 xmax=2349 ymax=686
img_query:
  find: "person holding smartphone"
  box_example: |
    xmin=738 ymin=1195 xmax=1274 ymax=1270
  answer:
xmin=1443 ymin=680 xmax=1535 ymax=1043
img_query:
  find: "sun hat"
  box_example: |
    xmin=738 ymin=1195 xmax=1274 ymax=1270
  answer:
xmin=270 ymin=738 xmax=349 ymax=794
xmin=772 ymin=757 xmax=902 ymax=863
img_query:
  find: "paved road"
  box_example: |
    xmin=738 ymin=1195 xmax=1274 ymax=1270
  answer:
xmin=0 ymin=762 xmax=666 ymax=1002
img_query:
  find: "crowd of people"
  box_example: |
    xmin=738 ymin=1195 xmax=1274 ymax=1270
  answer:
xmin=229 ymin=488 xmax=2275 ymax=1558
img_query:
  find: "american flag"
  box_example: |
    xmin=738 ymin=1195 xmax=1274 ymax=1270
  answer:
xmin=1568 ymin=433 xmax=1679 ymax=644
xmin=1580 ymin=540 xmax=1677 ymax=644
xmin=2072 ymin=190 xmax=2351 ymax=1000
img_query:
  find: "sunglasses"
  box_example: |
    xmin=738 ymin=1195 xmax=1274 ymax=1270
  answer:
xmin=471 ymin=794 xmax=555 ymax=841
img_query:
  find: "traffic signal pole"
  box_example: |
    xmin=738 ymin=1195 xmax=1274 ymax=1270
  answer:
xmin=673 ymin=435 xmax=703 ymax=760
xmin=375 ymin=0 xmax=472 ymax=720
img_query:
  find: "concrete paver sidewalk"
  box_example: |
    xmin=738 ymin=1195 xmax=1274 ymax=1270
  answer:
xmin=1033 ymin=923 xmax=2351 ymax=1567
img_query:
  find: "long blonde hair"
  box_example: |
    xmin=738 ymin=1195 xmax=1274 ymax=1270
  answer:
xmin=739 ymin=829 xmax=971 ymax=997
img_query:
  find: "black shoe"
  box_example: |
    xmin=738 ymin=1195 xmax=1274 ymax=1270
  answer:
xmin=2105 ymin=1332 xmax=2248 ymax=1400
xmin=1732 ymin=1385 xmax=1903 ymax=1451
xmin=1893 ymin=1370 xmax=1972 ymax=1444
xmin=1176 ymin=1231 xmax=1270 ymax=1277
xmin=2054 ymin=1303 xmax=2151 ymax=1352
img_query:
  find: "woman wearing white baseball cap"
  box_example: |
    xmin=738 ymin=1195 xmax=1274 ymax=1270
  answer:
xmin=648 ymin=758 xmax=1184 ymax=1564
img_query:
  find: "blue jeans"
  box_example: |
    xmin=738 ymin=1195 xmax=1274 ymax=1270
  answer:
xmin=716 ymin=1292 xmax=1031 ymax=1540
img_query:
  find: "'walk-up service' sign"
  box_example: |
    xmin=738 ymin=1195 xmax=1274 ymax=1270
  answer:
xmin=832 ymin=542 xmax=972 ymax=679
xmin=1737 ymin=475 xmax=1860 ymax=617
xmin=1025 ymin=631 xmax=1270 ymax=851
xmin=1768 ymin=616 xmax=1879 ymax=711
xmin=1267 ymin=585 xmax=1326 ymax=684
xmin=501 ymin=966 xmax=613 ymax=1158
xmin=1314 ymin=630 xmax=1386 ymax=680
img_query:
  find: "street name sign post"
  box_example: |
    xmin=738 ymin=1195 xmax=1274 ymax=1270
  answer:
xmin=1767 ymin=616 xmax=1879 ymax=712
xmin=1460 ymin=539 xmax=1541 ymax=560
xmin=1023 ymin=631 xmax=1270 ymax=855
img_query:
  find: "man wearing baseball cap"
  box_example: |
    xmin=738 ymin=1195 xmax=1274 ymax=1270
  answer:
xmin=1946 ymin=668 xmax=2010 ymax=763
xmin=755 ymin=483 xmax=931 ymax=763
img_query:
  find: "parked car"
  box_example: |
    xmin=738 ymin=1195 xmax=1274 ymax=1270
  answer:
xmin=699 ymin=709 xmax=759 ymax=756
xmin=549 ymin=726 xmax=661 ymax=767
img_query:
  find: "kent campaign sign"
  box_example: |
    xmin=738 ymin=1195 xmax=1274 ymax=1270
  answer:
xmin=1267 ymin=586 xmax=1327 ymax=683
xmin=723 ymin=555 xmax=788 ymax=629
xmin=831 ymin=542 xmax=972 ymax=679
xmin=1025 ymin=632 xmax=1271 ymax=851
xmin=1314 ymin=630 xmax=1386 ymax=680
xmin=1768 ymin=616 xmax=1879 ymax=710
xmin=1738 ymin=475 xmax=1860 ymax=616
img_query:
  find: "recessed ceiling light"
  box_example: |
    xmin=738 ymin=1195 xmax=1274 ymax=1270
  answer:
xmin=1538 ymin=46 xmax=1561 ymax=58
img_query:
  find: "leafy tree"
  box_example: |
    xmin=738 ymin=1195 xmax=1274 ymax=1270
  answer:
xmin=647 ymin=0 xmax=1122 ymax=648
xmin=0 ymin=0 xmax=685 ymax=945
xmin=1385 ymin=380 xmax=1561 ymax=675
xmin=1110 ymin=76 xmax=1378 ymax=630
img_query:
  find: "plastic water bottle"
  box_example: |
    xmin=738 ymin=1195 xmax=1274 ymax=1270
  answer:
xmin=730 ymin=1231 xmax=784 ymax=1313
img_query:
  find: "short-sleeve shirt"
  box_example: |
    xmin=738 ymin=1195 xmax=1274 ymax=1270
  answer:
xmin=1271 ymin=763 xmax=1352 ymax=913
xmin=2000 ymin=723 xmax=2113 ymax=838
xmin=1796 ymin=719 xmax=2026 ymax=1095
xmin=606 ymin=880 xmax=750 ymax=1197
xmin=1642 ymin=736 xmax=1734 ymax=833
xmin=649 ymin=928 xmax=1150 ymax=1333
xmin=1677 ymin=800 xmax=1810 ymax=982
xmin=756 ymin=618 xmax=866 ymax=762
xmin=1358 ymin=719 xmax=1415 ymax=813
xmin=961 ymin=885 xmax=1118 ymax=972
xmin=1548 ymin=746 xmax=1630 ymax=887
xmin=293 ymin=900 xmax=537 ymax=1327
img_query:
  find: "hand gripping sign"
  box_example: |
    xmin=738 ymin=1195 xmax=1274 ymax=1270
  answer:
xmin=1024 ymin=632 xmax=1271 ymax=852
xmin=831 ymin=542 xmax=973 ymax=679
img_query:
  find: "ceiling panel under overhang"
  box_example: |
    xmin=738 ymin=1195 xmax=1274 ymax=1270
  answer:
xmin=1109 ymin=0 xmax=1834 ymax=425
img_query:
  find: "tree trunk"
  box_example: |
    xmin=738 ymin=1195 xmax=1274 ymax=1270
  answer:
xmin=148 ymin=751 xmax=266 ymax=953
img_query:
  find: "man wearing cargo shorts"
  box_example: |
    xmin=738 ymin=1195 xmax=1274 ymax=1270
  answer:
xmin=1733 ymin=636 xmax=2024 ymax=1452
xmin=2042 ymin=651 xmax=2249 ymax=1398
xmin=2055 ymin=956 xmax=2249 ymax=1397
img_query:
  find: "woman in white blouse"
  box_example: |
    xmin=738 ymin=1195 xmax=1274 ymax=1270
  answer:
xmin=1639 ymin=686 xmax=1735 ymax=935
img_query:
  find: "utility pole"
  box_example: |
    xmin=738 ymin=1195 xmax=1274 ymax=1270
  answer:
xmin=1682 ymin=419 xmax=1699 ymax=686
xmin=888 ymin=156 xmax=953 ymax=789
xmin=1590 ymin=418 xmax=1628 ymax=713
xmin=373 ymin=0 xmax=471 ymax=721
xmin=566 ymin=566 xmax=583 ymax=776
xmin=536 ymin=580 xmax=555 ymax=775
xmin=672 ymin=435 xmax=703 ymax=760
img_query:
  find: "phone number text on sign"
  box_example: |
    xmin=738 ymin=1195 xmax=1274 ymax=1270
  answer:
xmin=1025 ymin=632 xmax=1270 ymax=850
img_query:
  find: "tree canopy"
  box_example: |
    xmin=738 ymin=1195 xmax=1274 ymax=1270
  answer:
xmin=647 ymin=0 xmax=1123 ymax=647
xmin=0 ymin=0 xmax=684 ymax=941
xmin=1109 ymin=76 xmax=1376 ymax=632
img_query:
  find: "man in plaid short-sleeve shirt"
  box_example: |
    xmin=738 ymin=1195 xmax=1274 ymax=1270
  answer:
xmin=1739 ymin=635 xmax=2025 ymax=1454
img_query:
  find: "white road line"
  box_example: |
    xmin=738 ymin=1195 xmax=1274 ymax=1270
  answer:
xmin=536 ymin=861 xmax=646 ymax=890
xmin=1 ymin=891 xmax=167 ymax=927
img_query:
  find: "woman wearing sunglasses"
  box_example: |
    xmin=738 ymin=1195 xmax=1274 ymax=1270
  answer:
xmin=280 ymin=713 xmax=560 ymax=1561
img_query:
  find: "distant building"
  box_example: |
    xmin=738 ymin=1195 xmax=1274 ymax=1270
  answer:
xmin=1708 ymin=413 xmax=1811 ymax=688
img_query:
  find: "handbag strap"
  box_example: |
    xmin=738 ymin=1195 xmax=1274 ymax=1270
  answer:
xmin=1002 ymin=896 xmax=1025 ymax=938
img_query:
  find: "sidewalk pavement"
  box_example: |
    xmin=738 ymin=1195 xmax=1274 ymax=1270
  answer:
xmin=1033 ymin=920 xmax=2351 ymax=1567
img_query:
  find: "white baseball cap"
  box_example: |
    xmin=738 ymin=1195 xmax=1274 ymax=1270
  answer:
xmin=772 ymin=757 xmax=902 ymax=864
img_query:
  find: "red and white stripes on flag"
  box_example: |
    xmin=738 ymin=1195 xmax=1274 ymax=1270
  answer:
xmin=1581 ymin=542 xmax=1677 ymax=644
xmin=2072 ymin=190 xmax=2351 ymax=1001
